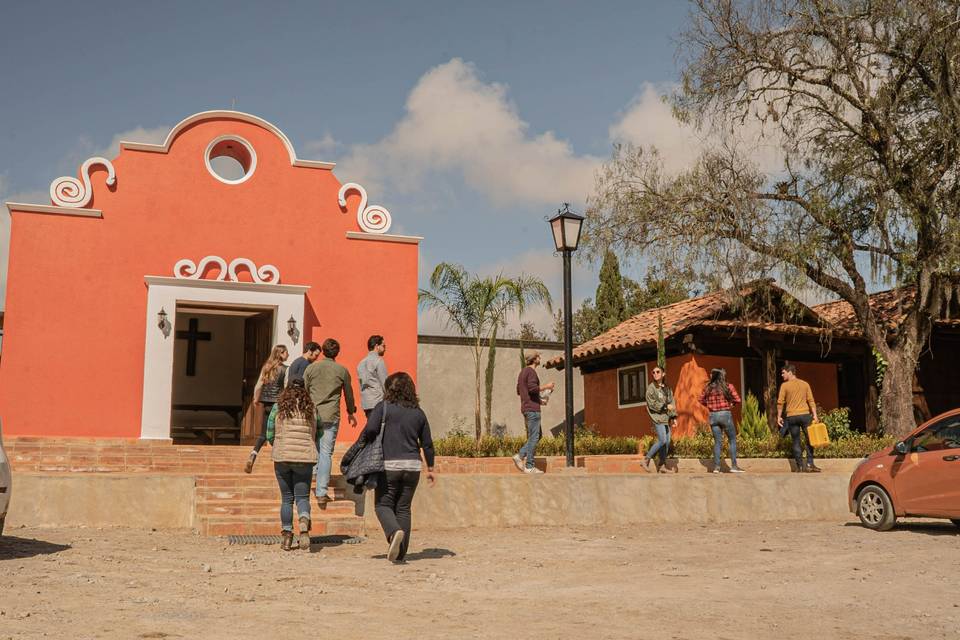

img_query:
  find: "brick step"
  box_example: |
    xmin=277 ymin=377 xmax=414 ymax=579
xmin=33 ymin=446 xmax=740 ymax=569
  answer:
xmin=196 ymin=499 xmax=357 ymax=517
xmin=195 ymin=474 xmax=350 ymax=490
xmin=196 ymin=486 xmax=350 ymax=498
xmin=198 ymin=514 xmax=365 ymax=537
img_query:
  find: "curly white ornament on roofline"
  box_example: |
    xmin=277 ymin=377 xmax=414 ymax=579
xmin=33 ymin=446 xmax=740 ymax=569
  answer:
xmin=174 ymin=256 xmax=280 ymax=284
xmin=338 ymin=182 xmax=392 ymax=234
xmin=50 ymin=156 xmax=116 ymax=208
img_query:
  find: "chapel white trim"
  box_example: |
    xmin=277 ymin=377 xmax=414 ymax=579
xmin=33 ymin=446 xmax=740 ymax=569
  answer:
xmin=140 ymin=276 xmax=309 ymax=440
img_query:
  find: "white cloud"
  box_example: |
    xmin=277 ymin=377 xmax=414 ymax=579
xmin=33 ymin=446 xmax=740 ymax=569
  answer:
xmin=302 ymin=133 xmax=341 ymax=159
xmin=609 ymin=82 xmax=784 ymax=175
xmin=336 ymin=58 xmax=602 ymax=208
xmin=100 ymin=126 xmax=170 ymax=159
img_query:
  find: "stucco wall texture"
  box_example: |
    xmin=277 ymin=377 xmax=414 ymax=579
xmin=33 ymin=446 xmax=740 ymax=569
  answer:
xmin=417 ymin=341 xmax=584 ymax=438
xmin=0 ymin=113 xmax=419 ymax=442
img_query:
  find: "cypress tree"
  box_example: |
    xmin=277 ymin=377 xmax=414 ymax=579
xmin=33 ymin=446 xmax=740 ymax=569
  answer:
xmin=595 ymin=250 xmax=627 ymax=332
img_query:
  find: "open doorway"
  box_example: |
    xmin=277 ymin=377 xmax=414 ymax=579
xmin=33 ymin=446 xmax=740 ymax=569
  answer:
xmin=170 ymin=304 xmax=274 ymax=445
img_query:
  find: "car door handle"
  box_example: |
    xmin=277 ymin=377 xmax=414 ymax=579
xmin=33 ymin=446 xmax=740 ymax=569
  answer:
xmin=943 ymin=455 xmax=960 ymax=462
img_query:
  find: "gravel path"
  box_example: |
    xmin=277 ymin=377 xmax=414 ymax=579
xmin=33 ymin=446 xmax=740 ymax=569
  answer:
xmin=1 ymin=519 xmax=957 ymax=639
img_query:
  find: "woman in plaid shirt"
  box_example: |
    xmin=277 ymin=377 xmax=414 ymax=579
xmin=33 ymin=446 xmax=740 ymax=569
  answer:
xmin=699 ymin=368 xmax=745 ymax=473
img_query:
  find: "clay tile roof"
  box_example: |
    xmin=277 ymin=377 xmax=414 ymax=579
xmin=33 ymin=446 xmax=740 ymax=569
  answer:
xmin=812 ymin=287 xmax=917 ymax=333
xmin=544 ymin=287 xmax=743 ymax=369
xmin=695 ymin=319 xmax=862 ymax=340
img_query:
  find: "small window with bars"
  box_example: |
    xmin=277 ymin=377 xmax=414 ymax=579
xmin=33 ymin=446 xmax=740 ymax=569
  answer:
xmin=618 ymin=364 xmax=647 ymax=407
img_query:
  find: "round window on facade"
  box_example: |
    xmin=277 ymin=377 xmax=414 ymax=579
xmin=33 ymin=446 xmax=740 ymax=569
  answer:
xmin=204 ymin=135 xmax=257 ymax=184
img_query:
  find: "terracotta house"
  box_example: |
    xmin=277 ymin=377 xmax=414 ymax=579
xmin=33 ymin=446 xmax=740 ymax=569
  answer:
xmin=548 ymin=282 xmax=960 ymax=438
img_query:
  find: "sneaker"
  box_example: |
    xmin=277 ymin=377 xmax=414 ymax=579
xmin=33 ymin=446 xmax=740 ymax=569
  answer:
xmin=712 ymin=467 xmax=721 ymax=474
xmin=730 ymin=466 xmax=745 ymax=473
xmin=243 ymin=452 xmax=256 ymax=474
xmin=512 ymin=454 xmax=525 ymax=472
xmin=807 ymin=464 xmax=822 ymax=473
xmin=298 ymin=516 xmax=311 ymax=551
xmin=524 ymin=467 xmax=544 ymax=474
xmin=387 ymin=530 xmax=405 ymax=562
xmin=316 ymin=494 xmax=332 ymax=509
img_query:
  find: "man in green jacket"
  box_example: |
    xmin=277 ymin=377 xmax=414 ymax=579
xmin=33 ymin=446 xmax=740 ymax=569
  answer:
xmin=304 ymin=338 xmax=358 ymax=505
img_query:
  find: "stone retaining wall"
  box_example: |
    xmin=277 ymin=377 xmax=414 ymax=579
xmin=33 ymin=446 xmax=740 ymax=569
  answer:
xmin=364 ymin=473 xmax=854 ymax=531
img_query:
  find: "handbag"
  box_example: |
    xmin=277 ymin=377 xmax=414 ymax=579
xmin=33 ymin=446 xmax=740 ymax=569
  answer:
xmin=341 ymin=404 xmax=386 ymax=487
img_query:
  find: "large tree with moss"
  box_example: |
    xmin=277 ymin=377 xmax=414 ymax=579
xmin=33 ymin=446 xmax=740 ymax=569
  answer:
xmin=585 ymin=0 xmax=960 ymax=437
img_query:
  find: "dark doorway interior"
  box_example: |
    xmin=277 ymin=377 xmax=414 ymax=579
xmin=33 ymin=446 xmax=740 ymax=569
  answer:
xmin=170 ymin=305 xmax=274 ymax=445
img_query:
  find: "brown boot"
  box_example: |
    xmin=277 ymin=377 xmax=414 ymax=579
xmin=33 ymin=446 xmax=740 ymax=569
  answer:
xmin=281 ymin=531 xmax=294 ymax=551
xmin=243 ymin=452 xmax=256 ymax=474
xmin=298 ymin=516 xmax=311 ymax=551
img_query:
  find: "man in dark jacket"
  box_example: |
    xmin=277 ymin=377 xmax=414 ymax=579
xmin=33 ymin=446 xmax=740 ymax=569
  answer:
xmin=513 ymin=351 xmax=554 ymax=474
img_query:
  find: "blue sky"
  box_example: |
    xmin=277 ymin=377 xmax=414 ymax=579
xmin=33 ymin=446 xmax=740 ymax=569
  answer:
xmin=0 ymin=1 xmax=698 ymax=333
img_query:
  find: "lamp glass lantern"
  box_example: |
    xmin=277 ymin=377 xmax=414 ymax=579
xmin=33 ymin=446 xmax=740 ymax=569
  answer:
xmin=287 ymin=315 xmax=298 ymax=338
xmin=548 ymin=204 xmax=585 ymax=252
xmin=157 ymin=307 xmax=168 ymax=329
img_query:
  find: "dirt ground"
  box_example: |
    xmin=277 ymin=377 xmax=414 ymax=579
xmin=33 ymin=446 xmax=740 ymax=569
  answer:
xmin=1 ymin=518 xmax=957 ymax=640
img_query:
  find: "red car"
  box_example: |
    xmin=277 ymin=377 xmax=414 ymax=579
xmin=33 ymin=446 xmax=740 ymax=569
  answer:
xmin=849 ymin=408 xmax=960 ymax=531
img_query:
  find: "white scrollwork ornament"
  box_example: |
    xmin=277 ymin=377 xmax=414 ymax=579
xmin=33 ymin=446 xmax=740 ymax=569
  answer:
xmin=173 ymin=256 xmax=280 ymax=284
xmin=338 ymin=182 xmax=392 ymax=234
xmin=228 ymin=258 xmax=280 ymax=284
xmin=173 ymin=256 xmax=228 ymax=280
xmin=49 ymin=156 xmax=116 ymax=208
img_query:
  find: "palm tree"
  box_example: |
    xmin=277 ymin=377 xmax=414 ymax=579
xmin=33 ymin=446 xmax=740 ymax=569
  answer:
xmin=419 ymin=263 xmax=552 ymax=439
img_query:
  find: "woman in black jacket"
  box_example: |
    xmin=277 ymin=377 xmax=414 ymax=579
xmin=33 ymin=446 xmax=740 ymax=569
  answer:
xmin=361 ymin=372 xmax=435 ymax=563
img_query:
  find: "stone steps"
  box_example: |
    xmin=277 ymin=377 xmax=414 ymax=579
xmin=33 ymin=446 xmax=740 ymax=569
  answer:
xmin=191 ymin=471 xmax=362 ymax=536
xmin=199 ymin=514 xmax=364 ymax=537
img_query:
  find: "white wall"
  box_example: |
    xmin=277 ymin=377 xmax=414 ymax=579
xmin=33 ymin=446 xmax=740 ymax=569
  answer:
xmin=171 ymin=313 xmax=244 ymax=406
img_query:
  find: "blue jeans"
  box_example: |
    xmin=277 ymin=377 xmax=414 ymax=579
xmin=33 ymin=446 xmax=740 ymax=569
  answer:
xmin=314 ymin=420 xmax=339 ymax=496
xmin=274 ymin=462 xmax=312 ymax=532
xmin=518 ymin=411 xmax=541 ymax=469
xmin=709 ymin=410 xmax=738 ymax=468
xmin=646 ymin=422 xmax=671 ymax=465
xmin=785 ymin=414 xmax=815 ymax=467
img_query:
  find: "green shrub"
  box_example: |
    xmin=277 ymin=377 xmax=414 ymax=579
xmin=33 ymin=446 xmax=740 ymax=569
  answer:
xmin=738 ymin=391 xmax=771 ymax=439
xmin=433 ymin=433 xmax=640 ymax=457
xmin=435 ymin=429 xmax=893 ymax=459
xmin=820 ymin=407 xmax=855 ymax=440
xmin=638 ymin=433 xmax=894 ymax=459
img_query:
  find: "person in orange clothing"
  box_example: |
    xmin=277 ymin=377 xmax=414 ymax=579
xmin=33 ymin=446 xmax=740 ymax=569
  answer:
xmin=776 ymin=363 xmax=821 ymax=473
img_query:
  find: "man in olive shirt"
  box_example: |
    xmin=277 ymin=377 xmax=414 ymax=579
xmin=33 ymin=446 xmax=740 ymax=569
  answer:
xmin=304 ymin=338 xmax=358 ymax=504
xmin=776 ymin=363 xmax=821 ymax=473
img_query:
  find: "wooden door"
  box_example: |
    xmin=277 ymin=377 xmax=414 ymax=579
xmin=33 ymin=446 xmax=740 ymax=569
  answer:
xmin=240 ymin=312 xmax=273 ymax=445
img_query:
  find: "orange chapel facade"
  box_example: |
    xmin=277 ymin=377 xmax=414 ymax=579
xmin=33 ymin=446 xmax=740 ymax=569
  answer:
xmin=1 ymin=111 xmax=420 ymax=445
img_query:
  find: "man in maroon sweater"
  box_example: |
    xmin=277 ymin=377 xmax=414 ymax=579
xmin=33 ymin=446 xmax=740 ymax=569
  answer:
xmin=513 ymin=351 xmax=555 ymax=474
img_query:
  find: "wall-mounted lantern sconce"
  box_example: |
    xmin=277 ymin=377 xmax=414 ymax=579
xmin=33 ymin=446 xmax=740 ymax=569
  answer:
xmin=287 ymin=315 xmax=300 ymax=344
xmin=157 ymin=307 xmax=171 ymax=338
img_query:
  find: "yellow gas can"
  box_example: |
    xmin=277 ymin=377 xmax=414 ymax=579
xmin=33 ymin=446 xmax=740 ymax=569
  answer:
xmin=807 ymin=421 xmax=830 ymax=448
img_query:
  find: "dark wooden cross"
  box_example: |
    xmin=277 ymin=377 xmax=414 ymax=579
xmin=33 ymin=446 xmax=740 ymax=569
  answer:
xmin=176 ymin=318 xmax=212 ymax=376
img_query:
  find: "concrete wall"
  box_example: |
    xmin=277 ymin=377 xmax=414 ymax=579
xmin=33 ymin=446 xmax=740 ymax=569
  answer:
xmin=364 ymin=473 xmax=853 ymax=530
xmin=417 ymin=337 xmax=584 ymax=437
xmin=6 ymin=474 xmax=195 ymax=529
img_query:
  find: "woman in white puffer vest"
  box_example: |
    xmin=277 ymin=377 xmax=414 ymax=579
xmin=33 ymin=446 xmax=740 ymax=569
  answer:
xmin=266 ymin=379 xmax=318 ymax=551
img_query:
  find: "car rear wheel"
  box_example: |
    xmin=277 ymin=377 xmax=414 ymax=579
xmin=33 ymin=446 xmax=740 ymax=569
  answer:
xmin=857 ymin=486 xmax=896 ymax=531
xmin=951 ymin=519 xmax=960 ymax=528
xmin=0 ymin=515 xmax=4 ymax=537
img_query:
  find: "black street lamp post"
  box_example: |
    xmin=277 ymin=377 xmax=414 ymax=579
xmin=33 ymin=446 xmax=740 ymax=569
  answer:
xmin=548 ymin=203 xmax=584 ymax=467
